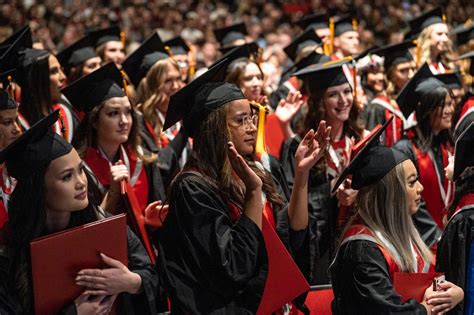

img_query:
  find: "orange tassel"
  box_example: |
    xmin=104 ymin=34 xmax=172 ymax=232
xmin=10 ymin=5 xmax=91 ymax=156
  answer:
xmin=352 ymin=18 xmax=358 ymax=31
xmin=7 ymin=75 xmax=14 ymax=99
xmin=58 ymin=110 xmax=68 ymax=140
xmin=351 ymin=59 xmax=358 ymax=103
xmin=257 ymin=47 xmax=263 ymax=65
xmin=188 ymin=45 xmax=196 ymax=80
xmin=120 ymin=31 xmax=126 ymax=46
xmin=120 ymin=70 xmax=130 ymax=98
xmin=414 ymin=40 xmax=421 ymax=68
xmin=249 ymin=101 xmax=267 ymax=158
xmin=442 ymin=14 xmax=447 ymax=24
xmin=329 ymin=17 xmax=335 ymax=55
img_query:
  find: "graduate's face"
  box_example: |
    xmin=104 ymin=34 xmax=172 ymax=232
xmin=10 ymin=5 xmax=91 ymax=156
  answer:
xmin=103 ymin=41 xmax=125 ymax=66
xmin=240 ymin=62 xmax=263 ymax=102
xmin=403 ymin=159 xmax=423 ymax=215
xmin=173 ymin=54 xmax=190 ymax=81
xmin=430 ymin=23 xmax=449 ymax=55
xmin=323 ymin=83 xmax=353 ymax=124
xmin=336 ymin=31 xmax=360 ymax=56
xmin=82 ymin=56 xmax=102 ymax=76
xmin=96 ymin=96 xmax=132 ymax=146
xmin=430 ymin=93 xmax=455 ymax=133
xmin=158 ymin=63 xmax=185 ymax=113
xmin=44 ymin=149 xmax=88 ymax=214
xmin=391 ymin=61 xmax=416 ymax=91
xmin=49 ymin=55 xmax=66 ymax=103
xmin=226 ymin=99 xmax=257 ymax=156
xmin=0 ymin=108 xmax=21 ymax=150
xmin=366 ymin=70 xmax=385 ymax=94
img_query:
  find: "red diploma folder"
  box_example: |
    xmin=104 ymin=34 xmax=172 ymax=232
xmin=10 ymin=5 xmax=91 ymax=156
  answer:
xmin=120 ymin=179 xmax=156 ymax=263
xmin=257 ymin=216 xmax=311 ymax=314
xmin=393 ymin=272 xmax=443 ymax=302
xmin=30 ymin=214 xmax=127 ymax=315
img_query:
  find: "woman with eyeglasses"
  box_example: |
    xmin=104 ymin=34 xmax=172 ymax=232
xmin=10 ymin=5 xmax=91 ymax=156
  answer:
xmin=157 ymin=62 xmax=330 ymax=313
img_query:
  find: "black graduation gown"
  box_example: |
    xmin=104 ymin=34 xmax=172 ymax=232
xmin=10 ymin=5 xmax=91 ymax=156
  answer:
xmin=280 ymin=135 xmax=335 ymax=285
xmin=330 ymin=240 xmax=428 ymax=315
xmin=156 ymin=169 xmax=311 ymax=314
xmin=436 ymin=201 xmax=474 ymax=315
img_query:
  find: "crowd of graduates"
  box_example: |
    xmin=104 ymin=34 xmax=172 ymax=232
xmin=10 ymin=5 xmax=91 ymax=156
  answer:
xmin=0 ymin=1 xmax=473 ymax=314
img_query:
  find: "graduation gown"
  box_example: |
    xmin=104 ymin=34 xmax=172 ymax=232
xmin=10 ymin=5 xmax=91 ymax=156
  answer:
xmin=0 ymin=165 xmax=15 ymax=236
xmin=436 ymin=193 xmax=474 ymax=315
xmin=156 ymin=169 xmax=310 ymax=314
xmin=453 ymin=92 xmax=474 ymax=139
xmin=362 ymin=95 xmax=404 ymax=147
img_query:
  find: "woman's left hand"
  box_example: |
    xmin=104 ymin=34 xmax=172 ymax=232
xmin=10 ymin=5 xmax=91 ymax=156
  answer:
xmin=336 ymin=179 xmax=358 ymax=207
xmin=144 ymin=201 xmax=169 ymax=228
xmin=295 ymin=120 xmax=331 ymax=174
xmin=427 ymin=281 xmax=464 ymax=314
xmin=275 ymin=91 xmax=303 ymax=125
xmin=76 ymin=253 xmax=142 ymax=296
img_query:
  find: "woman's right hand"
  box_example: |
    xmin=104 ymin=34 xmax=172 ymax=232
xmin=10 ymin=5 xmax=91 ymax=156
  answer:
xmin=227 ymin=141 xmax=262 ymax=192
xmin=426 ymin=281 xmax=464 ymax=314
xmin=108 ymin=160 xmax=130 ymax=194
xmin=75 ymin=293 xmax=117 ymax=315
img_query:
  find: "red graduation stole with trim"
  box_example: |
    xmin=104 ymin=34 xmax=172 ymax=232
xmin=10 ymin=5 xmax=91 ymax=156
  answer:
xmin=371 ymin=95 xmax=404 ymax=147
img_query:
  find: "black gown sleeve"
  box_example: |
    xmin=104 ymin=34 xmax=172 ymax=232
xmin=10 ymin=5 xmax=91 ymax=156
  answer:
xmin=330 ymin=240 xmax=427 ymax=315
xmin=362 ymin=101 xmax=387 ymax=131
xmin=436 ymin=207 xmax=474 ymax=315
xmin=156 ymin=129 xmax=189 ymax=189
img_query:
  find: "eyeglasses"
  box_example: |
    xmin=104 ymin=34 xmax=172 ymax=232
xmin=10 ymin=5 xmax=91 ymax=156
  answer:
xmin=232 ymin=115 xmax=258 ymax=129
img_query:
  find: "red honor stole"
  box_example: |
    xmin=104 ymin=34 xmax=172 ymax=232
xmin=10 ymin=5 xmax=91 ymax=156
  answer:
xmin=455 ymin=96 xmax=474 ymax=132
xmin=84 ymin=145 xmax=149 ymax=211
xmin=326 ymin=136 xmax=351 ymax=179
xmin=340 ymin=224 xmax=433 ymax=280
xmin=452 ymin=193 xmax=474 ymax=218
xmin=371 ymin=95 xmax=404 ymax=147
xmin=412 ymin=143 xmax=454 ymax=229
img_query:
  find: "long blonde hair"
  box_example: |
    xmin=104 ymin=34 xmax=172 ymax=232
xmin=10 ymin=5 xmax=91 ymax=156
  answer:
xmin=343 ymin=162 xmax=433 ymax=272
xmin=136 ymin=58 xmax=180 ymax=136
xmin=417 ymin=24 xmax=455 ymax=69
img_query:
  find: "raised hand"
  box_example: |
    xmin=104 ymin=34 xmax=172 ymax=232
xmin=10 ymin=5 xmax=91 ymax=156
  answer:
xmin=76 ymin=253 xmax=142 ymax=296
xmin=275 ymin=90 xmax=303 ymax=125
xmin=295 ymin=120 xmax=331 ymax=174
xmin=227 ymin=141 xmax=262 ymax=192
xmin=144 ymin=200 xmax=169 ymax=228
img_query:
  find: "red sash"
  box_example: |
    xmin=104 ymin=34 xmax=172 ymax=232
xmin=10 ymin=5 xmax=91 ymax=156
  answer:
xmin=144 ymin=119 xmax=160 ymax=148
xmin=412 ymin=143 xmax=453 ymax=229
xmin=455 ymin=96 xmax=474 ymax=132
xmin=84 ymin=145 xmax=149 ymax=211
xmin=453 ymin=193 xmax=474 ymax=217
xmin=372 ymin=95 xmax=404 ymax=147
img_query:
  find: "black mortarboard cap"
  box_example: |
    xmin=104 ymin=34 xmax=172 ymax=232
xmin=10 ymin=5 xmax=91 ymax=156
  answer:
xmin=457 ymin=50 xmax=474 ymax=76
xmin=220 ymin=42 xmax=260 ymax=65
xmin=408 ymin=7 xmax=444 ymax=37
xmin=15 ymin=48 xmax=49 ymax=87
xmin=0 ymin=25 xmax=32 ymax=48
xmin=0 ymin=26 xmax=33 ymax=73
xmin=451 ymin=22 xmax=474 ymax=47
xmin=164 ymin=58 xmax=243 ymax=134
xmin=334 ymin=14 xmax=357 ymax=36
xmin=295 ymin=13 xmax=329 ymax=31
xmin=396 ymin=63 xmax=440 ymax=119
xmin=453 ymin=122 xmax=474 ymax=181
xmin=293 ymin=58 xmax=351 ymax=92
xmin=61 ymin=62 xmax=126 ymax=113
xmin=332 ymin=116 xmax=409 ymax=192
xmin=0 ymin=110 xmax=73 ymax=181
xmin=56 ymin=34 xmax=98 ymax=69
xmin=371 ymin=40 xmax=416 ymax=70
xmin=282 ymin=50 xmax=329 ymax=80
xmin=121 ymin=33 xmax=167 ymax=87
xmin=164 ymin=36 xmax=190 ymax=56
xmin=88 ymin=26 xmax=122 ymax=48
xmin=284 ymin=28 xmax=322 ymax=62
xmin=435 ymin=71 xmax=463 ymax=90
xmin=0 ymin=89 xmax=17 ymax=110
xmin=214 ymin=23 xmax=247 ymax=47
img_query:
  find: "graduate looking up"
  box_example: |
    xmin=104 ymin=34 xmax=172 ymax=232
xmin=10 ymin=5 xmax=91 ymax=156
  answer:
xmin=0 ymin=110 xmax=158 ymax=314
xmin=329 ymin=117 xmax=463 ymax=314
xmin=89 ymin=26 xmax=126 ymax=67
xmin=157 ymin=59 xmax=330 ymax=313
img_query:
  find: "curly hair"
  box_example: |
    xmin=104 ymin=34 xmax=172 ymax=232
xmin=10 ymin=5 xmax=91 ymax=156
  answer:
xmin=417 ymin=24 xmax=455 ymax=70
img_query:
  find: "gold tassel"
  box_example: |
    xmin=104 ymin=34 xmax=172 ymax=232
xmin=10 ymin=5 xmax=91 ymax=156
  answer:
xmin=257 ymin=47 xmax=263 ymax=65
xmin=323 ymin=42 xmax=329 ymax=56
xmin=414 ymin=40 xmax=421 ymax=68
xmin=351 ymin=59 xmax=358 ymax=103
xmin=120 ymin=70 xmax=130 ymax=98
xmin=7 ymin=75 xmax=14 ymax=99
xmin=442 ymin=14 xmax=447 ymax=24
xmin=120 ymin=31 xmax=126 ymax=46
xmin=58 ymin=110 xmax=68 ymax=140
xmin=464 ymin=18 xmax=472 ymax=27
xmin=329 ymin=17 xmax=335 ymax=55
xmin=352 ymin=18 xmax=358 ymax=31
xmin=188 ymin=45 xmax=196 ymax=81
xmin=164 ymin=46 xmax=174 ymax=58
xmin=249 ymin=101 xmax=267 ymax=158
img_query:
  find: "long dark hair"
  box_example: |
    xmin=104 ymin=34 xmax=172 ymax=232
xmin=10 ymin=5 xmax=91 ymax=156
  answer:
xmin=19 ymin=52 xmax=52 ymax=126
xmin=184 ymin=104 xmax=284 ymax=212
xmin=6 ymin=164 xmax=100 ymax=313
xmin=415 ymin=85 xmax=454 ymax=150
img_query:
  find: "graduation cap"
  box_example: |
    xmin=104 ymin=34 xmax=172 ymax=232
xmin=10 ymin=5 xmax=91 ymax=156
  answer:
xmin=163 ymin=36 xmax=190 ymax=56
xmin=457 ymin=50 xmax=474 ymax=76
xmin=163 ymin=58 xmax=243 ymax=135
xmin=281 ymin=50 xmax=329 ymax=81
xmin=284 ymin=28 xmax=322 ymax=62
xmin=451 ymin=22 xmax=474 ymax=47
xmin=56 ymin=34 xmax=98 ymax=70
xmin=61 ymin=62 xmax=126 ymax=113
xmin=88 ymin=26 xmax=123 ymax=48
xmin=121 ymin=33 xmax=168 ymax=87
xmin=0 ymin=25 xmax=33 ymax=75
xmin=295 ymin=13 xmax=329 ymax=31
xmin=220 ymin=42 xmax=260 ymax=65
xmin=293 ymin=58 xmax=351 ymax=92
xmin=0 ymin=69 xmax=15 ymax=88
xmin=371 ymin=40 xmax=416 ymax=70
xmin=331 ymin=116 xmax=408 ymax=193
xmin=408 ymin=7 xmax=445 ymax=38
xmin=214 ymin=23 xmax=247 ymax=47
xmin=435 ymin=71 xmax=463 ymax=90
xmin=0 ymin=89 xmax=17 ymax=110
xmin=0 ymin=25 xmax=32 ymax=48
xmin=15 ymin=48 xmax=49 ymax=87
xmin=396 ymin=63 xmax=443 ymax=119
xmin=0 ymin=110 xmax=72 ymax=181
xmin=453 ymin=122 xmax=474 ymax=181
xmin=334 ymin=14 xmax=358 ymax=36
